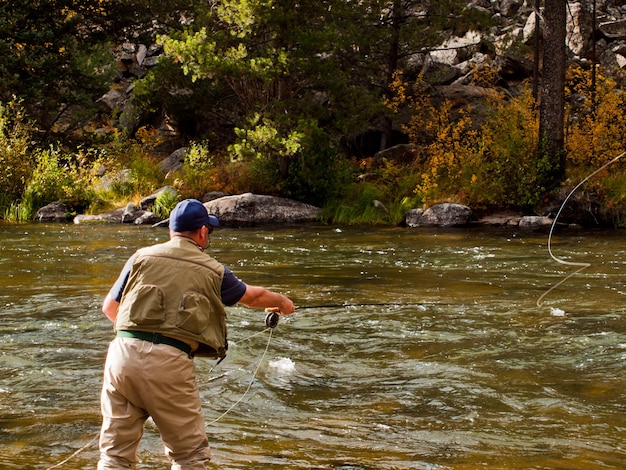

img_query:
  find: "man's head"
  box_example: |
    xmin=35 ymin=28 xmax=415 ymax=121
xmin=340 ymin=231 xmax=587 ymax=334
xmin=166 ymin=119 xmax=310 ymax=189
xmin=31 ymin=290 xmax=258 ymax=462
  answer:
xmin=169 ymin=199 xmax=219 ymax=233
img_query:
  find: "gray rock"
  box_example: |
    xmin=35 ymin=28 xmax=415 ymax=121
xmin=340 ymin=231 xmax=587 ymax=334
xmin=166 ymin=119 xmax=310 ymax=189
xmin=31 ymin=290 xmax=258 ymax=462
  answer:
xmin=139 ymin=186 xmax=177 ymax=210
xmin=599 ymin=19 xmax=626 ymax=40
xmin=477 ymin=213 xmax=522 ymax=227
xmin=75 ymin=203 xmax=163 ymax=225
xmin=95 ymin=88 xmax=126 ymax=114
xmin=204 ymin=193 xmax=321 ymax=226
xmin=500 ymin=0 xmax=522 ymax=17
xmin=35 ymin=201 xmax=72 ymax=222
xmin=74 ymin=208 xmax=126 ymax=224
xmin=518 ymin=216 xmax=553 ymax=230
xmin=122 ymin=203 xmax=143 ymax=223
xmin=201 ymin=191 xmax=227 ymax=202
xmin=405 ymin=203 xmax=472 ymax=227
xmin=159 ymin=147 xmax=187 ymax=174
xmin=134 ymin=211 xmax=161 ymax=225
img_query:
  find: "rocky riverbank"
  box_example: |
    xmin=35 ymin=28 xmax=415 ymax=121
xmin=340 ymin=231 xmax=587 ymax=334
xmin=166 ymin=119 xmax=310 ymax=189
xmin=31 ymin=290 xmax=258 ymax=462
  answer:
xmin=34 ymin=189 xmax=595 ymax=231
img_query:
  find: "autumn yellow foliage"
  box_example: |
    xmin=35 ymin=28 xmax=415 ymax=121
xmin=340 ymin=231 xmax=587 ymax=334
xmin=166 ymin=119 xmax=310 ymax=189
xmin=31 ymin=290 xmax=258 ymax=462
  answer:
xmin=565 ymin=65 xmax=626 ymax=177
xmin=389 ymin=70 xmax=544 ymax=209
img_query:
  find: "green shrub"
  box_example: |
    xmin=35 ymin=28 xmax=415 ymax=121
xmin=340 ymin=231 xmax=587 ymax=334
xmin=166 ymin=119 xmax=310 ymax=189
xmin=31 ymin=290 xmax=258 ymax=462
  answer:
xmin=228 ymin=113 xmax=305 ymax=197
xmin=153 ymin=188 xmax=178 ymax=218
xmin=0 ymin=100 xmax=37 ymax=214
xmin=319 ymin=156 xmax=424 ymax=225
xmin=272 ymin=120 xmax=351 ymax=207
xmin=3 ymin=199 xmax=33 ymax=223
xmin=229 ymin=116 xmax=350 ymax=206
xmin=177 ymin=142 xmax=219 ymax=199
xmin=19 ymin=147 xmax=93 ymax=220
xmin=321 ymin=181 xmax=387 ymax=225
xmin=128 ymin=155 xmax=164 ymax=196
xmin=91 ymin=136 xmax=165 ymax=203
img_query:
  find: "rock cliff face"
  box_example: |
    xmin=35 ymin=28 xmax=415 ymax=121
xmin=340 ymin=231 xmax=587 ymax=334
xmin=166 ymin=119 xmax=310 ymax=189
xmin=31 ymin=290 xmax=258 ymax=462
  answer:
xmin=93 ymin=1 xmax=626 ymax=142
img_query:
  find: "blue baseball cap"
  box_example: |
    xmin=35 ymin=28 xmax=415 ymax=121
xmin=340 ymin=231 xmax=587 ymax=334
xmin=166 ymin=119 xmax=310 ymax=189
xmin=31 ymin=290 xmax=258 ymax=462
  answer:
xmin=169 ymin=199 xmax=219 ymax=232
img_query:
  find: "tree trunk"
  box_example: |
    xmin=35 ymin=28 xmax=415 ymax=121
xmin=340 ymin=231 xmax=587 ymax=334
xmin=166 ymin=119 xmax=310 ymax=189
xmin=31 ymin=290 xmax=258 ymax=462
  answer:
xmin=538 ymin=0 xmax=567 ymax=189
xmin=381 ymin=0 xmax=402 ymax=151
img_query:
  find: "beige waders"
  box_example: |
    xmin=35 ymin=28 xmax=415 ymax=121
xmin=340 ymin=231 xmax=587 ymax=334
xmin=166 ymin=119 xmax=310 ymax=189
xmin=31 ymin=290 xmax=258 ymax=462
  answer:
xmin=98 ymin=337 xmax=210 ymax=469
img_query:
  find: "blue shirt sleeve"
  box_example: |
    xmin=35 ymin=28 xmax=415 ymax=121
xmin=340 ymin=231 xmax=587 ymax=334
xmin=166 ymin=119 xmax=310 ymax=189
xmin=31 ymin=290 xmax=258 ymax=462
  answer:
xmin=108 ymin=255 xmax=247 ymax=306
xmin=221 ymin=267 xmax=247 ymax=306
xmin=109 ymin=255 xmax=135 ymax=302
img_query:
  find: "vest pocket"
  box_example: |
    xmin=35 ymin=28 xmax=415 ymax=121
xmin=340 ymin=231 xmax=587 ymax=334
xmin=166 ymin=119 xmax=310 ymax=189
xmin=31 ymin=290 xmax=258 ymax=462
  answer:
xmin=177 ymin=291 xmax=226 ymax=351
xmin=125 ymin=284 xmax=166 ymax=325
xmin=177 ymin=291 xmax=212 ymax=335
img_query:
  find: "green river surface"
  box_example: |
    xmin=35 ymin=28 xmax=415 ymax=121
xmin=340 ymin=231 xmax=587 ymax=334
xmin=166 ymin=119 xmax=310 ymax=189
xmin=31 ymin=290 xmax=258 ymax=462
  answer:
xmin=0 ymin=222 xmax=625 ymax=469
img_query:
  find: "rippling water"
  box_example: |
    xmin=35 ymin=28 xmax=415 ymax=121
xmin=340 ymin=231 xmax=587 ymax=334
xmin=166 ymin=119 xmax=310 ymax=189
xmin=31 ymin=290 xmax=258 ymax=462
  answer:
xmin=1 ymin=223 xmax=625 ymax=469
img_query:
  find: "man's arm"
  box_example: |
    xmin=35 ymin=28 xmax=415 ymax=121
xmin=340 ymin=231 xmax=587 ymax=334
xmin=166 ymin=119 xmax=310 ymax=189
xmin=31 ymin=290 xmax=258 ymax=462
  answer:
xmin=102 ymin=255 xmax=134 ymax=323
xmin=238 ymin=285 xmax=295 ymax=315
xmin=102 ymin=294 xmax=120 ymax=323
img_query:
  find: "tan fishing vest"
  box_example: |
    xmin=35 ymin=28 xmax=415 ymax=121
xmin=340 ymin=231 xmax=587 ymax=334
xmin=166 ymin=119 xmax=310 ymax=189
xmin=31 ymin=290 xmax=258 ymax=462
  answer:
xmin=115 ymin=236 xmax=227 ymax=358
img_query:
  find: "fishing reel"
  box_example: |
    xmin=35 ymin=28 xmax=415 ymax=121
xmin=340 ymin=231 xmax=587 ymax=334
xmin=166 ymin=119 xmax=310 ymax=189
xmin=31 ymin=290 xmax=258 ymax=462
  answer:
xmin=265 ymin=310 xmax=280 ymax=329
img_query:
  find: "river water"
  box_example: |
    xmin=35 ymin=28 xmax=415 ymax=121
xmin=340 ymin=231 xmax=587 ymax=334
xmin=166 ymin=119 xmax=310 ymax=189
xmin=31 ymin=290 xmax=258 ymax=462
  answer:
xmin=1 ymin=222 xmax=625 ymax=469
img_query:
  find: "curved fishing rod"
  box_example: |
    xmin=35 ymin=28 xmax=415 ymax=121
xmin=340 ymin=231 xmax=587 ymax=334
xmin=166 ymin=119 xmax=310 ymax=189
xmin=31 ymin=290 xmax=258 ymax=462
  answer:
xmin=537 ymin=150 xmax=626 ymax=307
xmin=296 ymin=301 xmax=449 ymax=310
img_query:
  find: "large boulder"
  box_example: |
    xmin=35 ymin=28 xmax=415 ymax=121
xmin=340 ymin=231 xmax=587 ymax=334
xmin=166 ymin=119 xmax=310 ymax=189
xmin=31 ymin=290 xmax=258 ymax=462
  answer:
xmin=159 ymin=148 xmax=187 ymax=174
xmin=35 ymin=201 xmax=72 ymax=222
xmin=204 ymin=193 xmax=321 ymax=226
xmin=95 ymin=88 xmax=127 ymax=114
xmin=405 ymin=203 xmax=473 ymax=227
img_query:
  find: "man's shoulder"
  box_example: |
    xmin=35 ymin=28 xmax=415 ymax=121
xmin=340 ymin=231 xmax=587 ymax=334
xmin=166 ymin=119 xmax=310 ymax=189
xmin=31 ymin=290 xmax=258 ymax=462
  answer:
xmin=138 ymin=239 xmax=225 ymax=272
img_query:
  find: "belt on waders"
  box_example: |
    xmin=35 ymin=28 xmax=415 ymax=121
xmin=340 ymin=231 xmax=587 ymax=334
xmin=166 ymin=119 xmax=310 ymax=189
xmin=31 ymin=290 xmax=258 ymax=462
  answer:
xmin=117 ymin=330 xmax=193 ymax=357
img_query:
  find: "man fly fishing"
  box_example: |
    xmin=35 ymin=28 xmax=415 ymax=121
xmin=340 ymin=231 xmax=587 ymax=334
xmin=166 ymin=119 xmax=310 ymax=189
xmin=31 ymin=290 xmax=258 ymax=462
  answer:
xmin=97 ymin=198 xmax=295 ymax=469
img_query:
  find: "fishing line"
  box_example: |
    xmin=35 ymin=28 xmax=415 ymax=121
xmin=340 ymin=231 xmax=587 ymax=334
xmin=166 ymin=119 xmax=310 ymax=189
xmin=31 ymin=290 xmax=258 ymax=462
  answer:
xmin=537 ymin=151 xmax=626 ymax=306
xmin=205 ymin=324 xmax=275 ymax=427
xmin=45 ymin=435 xmax=99 ymax=470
